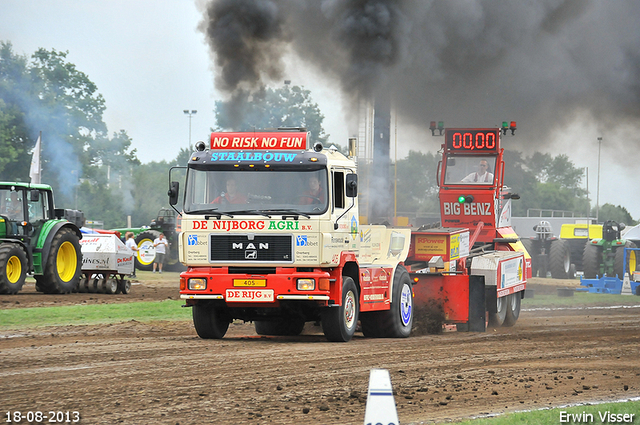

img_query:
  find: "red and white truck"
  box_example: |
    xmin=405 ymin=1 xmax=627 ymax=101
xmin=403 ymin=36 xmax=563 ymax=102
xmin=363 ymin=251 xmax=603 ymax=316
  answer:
xmin=169 ymin=124 xmax=529 ymax=341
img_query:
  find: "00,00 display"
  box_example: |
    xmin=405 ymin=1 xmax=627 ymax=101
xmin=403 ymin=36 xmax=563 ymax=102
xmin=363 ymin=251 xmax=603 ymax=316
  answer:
xmin=445 ymin=130 xmax=499 ymax=152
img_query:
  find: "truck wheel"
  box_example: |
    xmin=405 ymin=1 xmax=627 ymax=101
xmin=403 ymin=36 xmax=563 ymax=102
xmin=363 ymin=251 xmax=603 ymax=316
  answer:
xmin=193 ymin=303 xmax=230 ymax=339
xmin=42 ymin=227 xmax=82 ymax=294
xmin=378 ymin=266 xmax=413 ymax=338
xmin=254 ymin=319 xmax=305 ymax=336
xmin=488 ymin=294 xmax=507 ymax=328
xmin=503 ymin=293 xmax=521 ymax=327
xmin=520 ymin=239 xmax=538 ymax=277
xmin=549 ymin=239 xmax=572 ymax=279
xmin=135 ymin=230 xmax=160 ymax=271
xmin=0 ymin=244 xmax=28 ymax=294
xmin=614 ymin=241 xmax=637 ymax=279
xmin=321 ymin=276 xmax=359 ymax=342
xmin=583 ymin=243 xmax=601 ymax=279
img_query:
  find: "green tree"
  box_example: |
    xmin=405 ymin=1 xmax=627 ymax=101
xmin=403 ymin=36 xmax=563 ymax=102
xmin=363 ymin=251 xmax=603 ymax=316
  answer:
xmin=214 ymin=85 xmax=329 ymax=144
xmin=595 ymin=204 xmax=636 ymax=226
xmin=394 ymin=150 xmax=439 ymax=215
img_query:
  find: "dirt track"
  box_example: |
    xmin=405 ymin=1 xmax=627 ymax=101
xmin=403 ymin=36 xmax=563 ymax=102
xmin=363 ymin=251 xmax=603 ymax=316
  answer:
xmin=1 ymin=274 xmax=640 ymax=424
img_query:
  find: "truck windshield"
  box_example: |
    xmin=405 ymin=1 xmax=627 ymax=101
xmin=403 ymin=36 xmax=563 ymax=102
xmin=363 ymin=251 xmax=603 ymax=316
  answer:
xmin=444 ymin=156 xmax=496 ymax=185
xmin=183 ymin=168 xmax=329 ymax=215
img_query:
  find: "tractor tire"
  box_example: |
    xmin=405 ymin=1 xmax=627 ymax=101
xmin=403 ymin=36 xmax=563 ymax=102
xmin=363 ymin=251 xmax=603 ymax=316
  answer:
xmin=520 ymin=239 xmax=538 ymax=277
xmin=321 ymin=276 xmax=359 ymax=342
xmin=488 ymin=294 xmax=507 ymax=328
xmin=583 ymin=243 xmax=602 ymax=279
xmin=0 ymin=244 xmax=28 ymax=294
xmin=254 ymin=319 xmax=305 ymax=336
xmin=614 ymin=241 xmax=637 ymax=279
xmin=369 ymin=265 xmax=413 ymax=338
xmin=503 ymin=292 xmax=521 ymax=327
xmin=135 ymin=230 xmax=161 ymax=271
xmin=40 ymin=227 xmax=82 ymax=294
xmin=192 ymin=303 xmax=230 ymax=339
xmin=549 ymin=239 xmax=572 ymax=279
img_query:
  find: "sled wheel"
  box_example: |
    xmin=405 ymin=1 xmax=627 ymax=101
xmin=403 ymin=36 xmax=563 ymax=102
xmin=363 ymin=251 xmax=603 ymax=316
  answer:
xmin=104 ymin=278 xmax=118 ymax=295
xmin=503 ymin=292 xmax=521 ymax=327
xmin=0 ymin=244 xmax=28 ymax=294
xmin=118 ymin=278 xmax=132 ymax=295
xmin=42 ymin=228 xmax=82 ymax=294
xmin=192 ymin=303 xmax=230 ymax=339
xmin=488 ymin=294 xmax=507 ymax=328
xmin=321 ymin=276 xmax=359 ymax=342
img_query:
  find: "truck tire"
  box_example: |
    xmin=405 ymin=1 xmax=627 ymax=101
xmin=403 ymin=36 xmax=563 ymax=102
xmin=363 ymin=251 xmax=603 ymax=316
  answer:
xmin=377 ymin=266 xmax=414 ymax=338
xmin=614 ymin=241 xmax=637 ymax=279
xmin=583 ymin=243 xmax=601 ymax=279
xmin=254 ymin=319 xmax=305 ymax=336
xmin=321 ymin=276 xmax=359 ymax=342
xmin=0 ymin=244 xmax=28 ymax=294
xmin=193 ymin=303 xmax=230 ymax=339
xmin=135 ymin=230 xmax=160 ymax=271
xmin=549 ymin=239 xmax=572 ymax=279
xmin=520 ymin=239 xmax=538 ymax=277
xmin=40 ymin=227 xmax=82 ymax=294
xmin=488 ymin=294 xmax=507 ymax=328
xmin=503 ymin=292 xmax=521 ymax=327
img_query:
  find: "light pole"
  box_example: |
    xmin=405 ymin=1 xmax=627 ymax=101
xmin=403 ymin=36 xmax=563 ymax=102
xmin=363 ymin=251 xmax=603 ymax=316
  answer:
xmin=596 ymin=136 xmax=602 ymax=223
xmin=183 ymin=109 xmax=197 ymax=149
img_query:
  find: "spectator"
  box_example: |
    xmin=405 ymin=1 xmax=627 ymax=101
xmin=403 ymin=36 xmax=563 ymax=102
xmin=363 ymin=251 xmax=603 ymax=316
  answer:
xmin=5 ymin=191 xmax=23 ymax=220
xmin=125 ymin=232 xmax=139 ymax=278
xmin=153 ymin=233 xmax=169 ymax=273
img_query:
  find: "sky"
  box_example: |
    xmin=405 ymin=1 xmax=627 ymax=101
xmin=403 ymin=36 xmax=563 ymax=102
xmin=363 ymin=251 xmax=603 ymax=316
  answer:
xmin=1 ymin=0 xmax=640 ymax=221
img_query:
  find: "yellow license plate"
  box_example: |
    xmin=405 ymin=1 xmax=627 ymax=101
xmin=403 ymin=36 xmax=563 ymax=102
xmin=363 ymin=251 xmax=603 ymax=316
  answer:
xmin=233 ymin=279 xmax=266 ymax=287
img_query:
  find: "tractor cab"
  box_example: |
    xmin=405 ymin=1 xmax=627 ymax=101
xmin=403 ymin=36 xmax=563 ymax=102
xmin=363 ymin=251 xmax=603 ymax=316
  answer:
xmin=434 ymin=122 xmax=517 ymax=245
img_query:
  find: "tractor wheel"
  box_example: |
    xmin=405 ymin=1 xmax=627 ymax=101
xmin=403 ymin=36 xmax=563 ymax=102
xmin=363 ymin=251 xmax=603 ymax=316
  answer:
xmin=135 ymin=230 xmax=160 ymax=271
xmin=373 ymin=266 xmax=413 ymax=338
xmin=254 ymin=319 xmax=305 ymax=336
xmin=488 ymin=294 xmax=507 ymax=328
xmin=549 ymin=239 xmax=572 ymax=279
xmin=321 ymin=276 xmax=359 ymax=342
xmin=0 ymin=244 xmax=28 ymax=294
xmin=503 ymin=293 xmax=521 ymax=327
xmin=614 ymin=241 xmax=637 ymax=279
xmin=192 ymin=303 xmax=230 ymax=339
xmin=41 ymin=227 xmax=82 ymax=294
xmin=583 ymin=243 xmax=602 ymax=279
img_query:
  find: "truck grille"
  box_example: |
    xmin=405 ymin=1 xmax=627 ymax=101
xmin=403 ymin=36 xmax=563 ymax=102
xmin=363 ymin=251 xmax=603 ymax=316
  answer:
xmin=210 ymin=235 xmax=293 ymax=263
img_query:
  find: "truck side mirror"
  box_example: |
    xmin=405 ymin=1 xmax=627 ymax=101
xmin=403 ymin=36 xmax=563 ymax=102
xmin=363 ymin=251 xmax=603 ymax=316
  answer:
xmin=30 ymin=190 xmax=40 ymax=202
xmin=168 ymin=182 xmax=179 ymax=206
xmin=346 ymin=174 xmax=357 ymax=198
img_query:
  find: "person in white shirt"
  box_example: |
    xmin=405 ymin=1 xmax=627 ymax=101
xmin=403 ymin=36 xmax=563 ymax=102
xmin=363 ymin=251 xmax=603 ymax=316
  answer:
xmin=462 ymin=159 xmax=494 ymax=183
xmin=153 ymin=233 xmax=169 ymax=273
xmin=125 ymin=232 xmax=139 ymax=277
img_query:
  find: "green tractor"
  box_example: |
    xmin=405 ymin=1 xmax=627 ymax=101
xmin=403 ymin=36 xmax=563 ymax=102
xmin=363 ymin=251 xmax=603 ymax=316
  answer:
xmin=113 ymin=208 xmax=181 ymax=271
xmin=583 ymin=220 xmax=637 ymax=279
xmin=0 ymin=182 xmax=83 ymax=294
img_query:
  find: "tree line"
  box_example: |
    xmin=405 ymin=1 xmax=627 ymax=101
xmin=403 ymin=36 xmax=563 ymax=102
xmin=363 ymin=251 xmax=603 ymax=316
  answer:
xmin=0 ymin=42 xmax=634 ymax=229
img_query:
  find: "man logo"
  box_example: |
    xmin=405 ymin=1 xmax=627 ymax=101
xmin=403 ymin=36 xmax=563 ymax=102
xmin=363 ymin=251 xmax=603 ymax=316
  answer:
xmin=296 ymin=235 xmax=308 ymax=246
xmin=188 ymin=235 xmax=198 ymax=246
xmin=245 ymin=250 xmax=257 ymax=259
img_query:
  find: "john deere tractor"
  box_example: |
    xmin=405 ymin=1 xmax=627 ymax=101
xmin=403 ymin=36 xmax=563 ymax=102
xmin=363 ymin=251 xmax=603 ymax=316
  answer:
xmin=0 ymin=182 xmax=83 ymax=294
xmin=583 ymin=220 xmax=637 ymax=279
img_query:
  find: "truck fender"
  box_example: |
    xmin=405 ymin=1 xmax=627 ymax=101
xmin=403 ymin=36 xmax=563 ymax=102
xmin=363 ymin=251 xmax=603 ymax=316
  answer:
xmin=326 ymin=252 xmax=359 ymax=306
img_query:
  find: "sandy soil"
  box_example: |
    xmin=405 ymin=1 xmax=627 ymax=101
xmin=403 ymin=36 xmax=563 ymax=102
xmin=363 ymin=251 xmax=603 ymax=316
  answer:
xmin=1 ymin=273 xmax=639 ymax=424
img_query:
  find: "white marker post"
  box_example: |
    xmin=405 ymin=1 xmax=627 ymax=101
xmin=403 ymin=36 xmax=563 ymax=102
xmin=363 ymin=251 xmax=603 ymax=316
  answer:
xmin=364 ymin=369 xmax=399 ymax=425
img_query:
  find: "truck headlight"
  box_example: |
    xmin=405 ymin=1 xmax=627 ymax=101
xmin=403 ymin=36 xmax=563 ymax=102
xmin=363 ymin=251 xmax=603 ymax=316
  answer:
xmin=188 ymin=278 xmax=207 ymax=290
xmin=296 ymin=278 xmax=315 ymax=291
